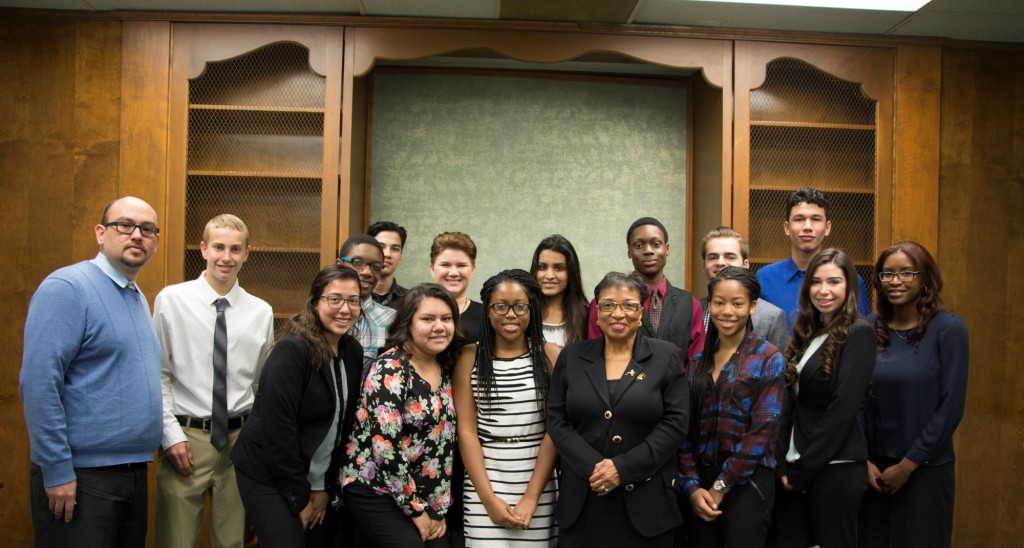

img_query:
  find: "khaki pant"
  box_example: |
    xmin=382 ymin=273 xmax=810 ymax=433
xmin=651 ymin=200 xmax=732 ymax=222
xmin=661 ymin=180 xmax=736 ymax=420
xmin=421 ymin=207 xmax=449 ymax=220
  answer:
xmin=155 ymin=427 xmax=245 ymax=548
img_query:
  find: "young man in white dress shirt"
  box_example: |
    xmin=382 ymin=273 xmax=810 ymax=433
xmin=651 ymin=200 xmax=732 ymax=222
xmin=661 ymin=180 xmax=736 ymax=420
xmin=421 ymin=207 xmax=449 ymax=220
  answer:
xmin=153 ymin=214 xmax=274 ymax=548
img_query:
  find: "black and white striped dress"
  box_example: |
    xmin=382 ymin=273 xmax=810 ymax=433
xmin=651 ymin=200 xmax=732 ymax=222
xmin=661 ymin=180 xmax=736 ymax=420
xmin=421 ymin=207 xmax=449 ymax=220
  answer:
xmin=464 ymin=353 xmax=558 ymax=547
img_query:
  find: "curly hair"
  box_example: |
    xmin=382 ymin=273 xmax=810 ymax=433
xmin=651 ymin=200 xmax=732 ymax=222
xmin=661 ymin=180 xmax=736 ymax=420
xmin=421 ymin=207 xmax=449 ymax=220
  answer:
xmin=474 ymin=269 xmax=551 ymax=408
xmin=277 ymin=265 xmax=362 ymax=369
xmin=689 ymin=267 xmax=761 ymax=433
xmin=784 ymin=248 xmax=860 ymax=385
xmin=383 ymin=283 xmax=467 ymax=371
xmin=872 ymin=241 xmax=944 ymax=351
xmin=529 ymin=235 xmax=589 ymax=346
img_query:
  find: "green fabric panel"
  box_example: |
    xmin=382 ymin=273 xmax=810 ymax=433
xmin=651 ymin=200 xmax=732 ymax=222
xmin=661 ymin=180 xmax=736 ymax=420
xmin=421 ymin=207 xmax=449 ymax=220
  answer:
xmin=369 ymin=71 xmax=687 ymax=301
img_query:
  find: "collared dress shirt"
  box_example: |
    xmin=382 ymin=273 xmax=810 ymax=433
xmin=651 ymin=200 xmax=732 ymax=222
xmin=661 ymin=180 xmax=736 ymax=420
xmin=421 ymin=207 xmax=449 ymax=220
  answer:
xmin=355 ymin=297 xmax=397 ymax=372
xmin=756 ymin=257 xmax=871 ymax=328
xmin=372 ymin=278 xmax=407 ymax=310
xmin=154 ymin=273 xmax=274 ymax=450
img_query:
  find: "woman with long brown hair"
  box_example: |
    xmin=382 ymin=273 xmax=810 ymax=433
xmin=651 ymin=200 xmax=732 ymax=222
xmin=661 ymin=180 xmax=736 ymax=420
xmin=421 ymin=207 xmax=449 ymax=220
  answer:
xmin=773 ymin=248 xmax=875 ymax=548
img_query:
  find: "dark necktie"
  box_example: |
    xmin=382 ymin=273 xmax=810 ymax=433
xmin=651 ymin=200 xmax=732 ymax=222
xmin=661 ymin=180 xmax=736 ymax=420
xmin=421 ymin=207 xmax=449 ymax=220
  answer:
xmin=649 ymin=289 xmax=662 ymax=333
xmin=211 ymin=298 xmax=229 ymax=451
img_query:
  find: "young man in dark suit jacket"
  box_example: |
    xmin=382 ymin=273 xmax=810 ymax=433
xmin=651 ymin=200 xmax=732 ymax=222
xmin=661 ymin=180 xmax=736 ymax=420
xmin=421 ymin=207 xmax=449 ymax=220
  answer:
xmin=588 ymin=217 xmax=705 ymax=360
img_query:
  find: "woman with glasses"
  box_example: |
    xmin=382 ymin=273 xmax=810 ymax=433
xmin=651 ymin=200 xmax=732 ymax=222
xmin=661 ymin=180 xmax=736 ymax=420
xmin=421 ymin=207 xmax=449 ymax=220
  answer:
xmin=454 ymin=270 xmax=561 ymax=546
xmin=859 ymin=242 xmax=968 ymax=548
xmin=679 ymin=267 xmax=785 ymax=548
xmin=231 ymin=265 xmax=364 ymax=547
xmin=341 ymin=284 xmax=466 ymax=547
xmin=774 ymin=248 xmax=875 ymax=548
xmin=530 ymin=235 xmax=589 ymax=348
xmin=547 ymin=272 xmax=689 ymax=547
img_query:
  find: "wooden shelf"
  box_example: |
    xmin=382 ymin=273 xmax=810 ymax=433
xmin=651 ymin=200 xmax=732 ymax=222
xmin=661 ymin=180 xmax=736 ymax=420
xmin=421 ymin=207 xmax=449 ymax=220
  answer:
xmin=187 ymin=170 xmax=321 ymax=179
xmin=750 ymin=185 xmax=875 ymax=195
xmin=186 ymin=245 xmax=319 ymax=254
xmin=751 ymin=120 xmax=874 ymax=131
xmin=191 ymin=104 xmax=324 ymax=113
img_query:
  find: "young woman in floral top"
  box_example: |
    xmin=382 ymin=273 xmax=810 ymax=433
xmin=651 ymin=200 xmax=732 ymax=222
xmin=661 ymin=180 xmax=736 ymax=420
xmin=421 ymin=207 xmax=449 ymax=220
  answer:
xmin=341 ymin=283 xmax=467 ymax=547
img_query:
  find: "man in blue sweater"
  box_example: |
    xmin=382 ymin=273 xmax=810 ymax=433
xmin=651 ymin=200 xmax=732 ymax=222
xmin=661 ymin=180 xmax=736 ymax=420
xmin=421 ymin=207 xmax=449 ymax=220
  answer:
xmin=20 ymin=196 xmax=163 ymax=548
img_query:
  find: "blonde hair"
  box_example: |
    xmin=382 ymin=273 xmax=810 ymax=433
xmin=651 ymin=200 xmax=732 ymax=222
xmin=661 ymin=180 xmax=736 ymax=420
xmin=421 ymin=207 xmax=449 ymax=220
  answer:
xmin=203 ymin=214 xmax=250 ymax=246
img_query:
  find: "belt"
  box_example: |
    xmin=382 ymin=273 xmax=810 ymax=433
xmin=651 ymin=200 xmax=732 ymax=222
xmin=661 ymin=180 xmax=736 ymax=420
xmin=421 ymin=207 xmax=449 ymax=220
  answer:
xmin=89 ymin=462 xmax=149 ymax=471
xmin=176 ymin=415 xmax=246 ymax=432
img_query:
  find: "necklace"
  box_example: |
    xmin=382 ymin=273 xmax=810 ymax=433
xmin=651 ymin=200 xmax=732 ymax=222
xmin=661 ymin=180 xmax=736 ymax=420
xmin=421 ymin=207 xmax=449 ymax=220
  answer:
xmin=890 ymin=325 xmax=911 ymax=341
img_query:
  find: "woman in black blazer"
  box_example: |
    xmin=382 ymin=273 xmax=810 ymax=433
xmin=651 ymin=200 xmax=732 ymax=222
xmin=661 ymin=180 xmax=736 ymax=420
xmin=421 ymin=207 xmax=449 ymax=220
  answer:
xmin=231 ymin=265 xmax=364 ymax=548
xmin=547 ymin=272 xmax=689 ymax=547
xmin=774 ymin=249 xmax=876 ymax=548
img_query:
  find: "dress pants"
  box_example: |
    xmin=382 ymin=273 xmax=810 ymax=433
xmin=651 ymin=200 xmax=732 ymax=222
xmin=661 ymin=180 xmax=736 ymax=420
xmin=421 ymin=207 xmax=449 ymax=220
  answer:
xmin=30 ymin=463 xmax=149 ymax=548
xmin=235 ymin=467 xmax=306 ymax=548
xmin=773 ymin=461 xmax=867 ymax=548
xmin=343 ymin=482 xmax=451 ymax=548
xmin=685 ymin=464 xmax=776 ymax=548
xmin=155 ymin=427 xmax=245 ymax=548
xmin=859 ymin=458 xmax=955 ymax=548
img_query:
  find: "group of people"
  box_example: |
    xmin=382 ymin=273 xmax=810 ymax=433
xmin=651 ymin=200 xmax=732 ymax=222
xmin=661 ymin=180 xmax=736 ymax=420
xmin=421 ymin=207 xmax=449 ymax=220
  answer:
xmin=19 ymin=186 xmax=968 ymax=548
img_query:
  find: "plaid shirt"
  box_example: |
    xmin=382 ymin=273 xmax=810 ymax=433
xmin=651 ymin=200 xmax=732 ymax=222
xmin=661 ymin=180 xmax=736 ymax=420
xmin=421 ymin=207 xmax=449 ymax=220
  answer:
xmin=356 ymin=297 xmax=396 ymax=373
xmin=678 ymin=330 xmax=785 ymax=495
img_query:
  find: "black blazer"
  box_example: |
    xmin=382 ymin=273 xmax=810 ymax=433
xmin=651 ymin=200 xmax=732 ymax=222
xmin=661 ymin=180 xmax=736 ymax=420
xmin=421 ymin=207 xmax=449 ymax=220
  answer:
xmin=776 ymin=320 xmax=876 ymax=491
xmin=639 ymin=279 xmax=697 ymax=357
xmin=547 ymin=334 xmax=689 ymax=537
xmin=230 ymin=333 xmax=363 ymax=514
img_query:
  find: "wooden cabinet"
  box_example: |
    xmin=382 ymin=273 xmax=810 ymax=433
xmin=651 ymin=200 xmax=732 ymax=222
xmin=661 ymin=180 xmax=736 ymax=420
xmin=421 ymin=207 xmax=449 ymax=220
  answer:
xmin=167 ymin=24 xmax=344 ymax=322
xmin=734 ymin=42 xmax=894 ymax=302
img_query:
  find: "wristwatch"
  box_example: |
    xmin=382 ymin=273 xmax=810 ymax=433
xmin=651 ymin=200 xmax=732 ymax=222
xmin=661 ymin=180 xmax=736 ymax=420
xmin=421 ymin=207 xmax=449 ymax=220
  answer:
xmin=712 ymin=479 xmax=730 ymax=494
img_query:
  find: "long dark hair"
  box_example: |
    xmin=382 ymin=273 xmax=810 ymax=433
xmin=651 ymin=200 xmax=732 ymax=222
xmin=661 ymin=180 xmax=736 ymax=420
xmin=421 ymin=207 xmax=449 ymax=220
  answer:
xmin=384 ymin=283 xmax=467 ymax=371
xmin=529 ymin=235 xmax=588 ymax=346
xmin=278 ymin=265 xmax=361 ymax=369
xmin=872 ymin=241 xmax=944 ymax=350
xmin=784 ymin=248 xmax=860 ymax=385
xmin=475 ymin=269 xmax=551 ymax=406
xmin=689 ymin=267 xmax=760 ymax=434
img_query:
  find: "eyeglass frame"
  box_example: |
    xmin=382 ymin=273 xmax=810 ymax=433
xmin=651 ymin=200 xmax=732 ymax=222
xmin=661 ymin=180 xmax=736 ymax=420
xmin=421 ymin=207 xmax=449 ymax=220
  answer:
xmin=338 ymin=256 xmax=384 ymax=273
xmin=878 ymin=270 xmax=920 ymax=282
xmin=103 ymin=221 xmax=160 ymax=239
xmin=319 ymin=295 xmax=362 ymax=309
xmin=596 ymin=300 xmax=643 ymax=314
xmin=488 ymin=302 xmax=530 ymax=316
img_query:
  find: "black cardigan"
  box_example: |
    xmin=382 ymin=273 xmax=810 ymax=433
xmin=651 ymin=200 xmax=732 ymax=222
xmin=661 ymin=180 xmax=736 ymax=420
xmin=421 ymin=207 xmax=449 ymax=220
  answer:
xmin=230 ymin=333 xmax=363 ymax=514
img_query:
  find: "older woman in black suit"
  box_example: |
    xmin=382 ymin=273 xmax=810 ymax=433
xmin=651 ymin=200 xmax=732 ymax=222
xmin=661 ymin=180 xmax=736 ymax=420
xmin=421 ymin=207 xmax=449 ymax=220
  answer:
xmin=230 ymin=265 xmax=364 ymax=548
xmin=547 ymin=272 xmax=690 ymax=547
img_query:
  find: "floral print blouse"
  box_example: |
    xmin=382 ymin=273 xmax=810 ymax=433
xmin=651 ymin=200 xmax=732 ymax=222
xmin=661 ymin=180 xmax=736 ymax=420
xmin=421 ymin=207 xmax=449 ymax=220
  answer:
xmin=340 ymin=347 xmax=456 ymax=519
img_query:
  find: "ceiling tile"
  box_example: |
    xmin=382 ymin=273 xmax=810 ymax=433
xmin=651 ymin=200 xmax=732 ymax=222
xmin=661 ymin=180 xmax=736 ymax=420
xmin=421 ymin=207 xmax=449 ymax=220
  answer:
xmin=923 ymin=0 xmax=1024 ymax=16
xmin=0 ymin=0 xmax=94 ymax=9
xmin=82 ymin=0 xmax=360 ymax=13
xmin=634 ymin=0 xmax=909 ymax=35
xmin=361 ymin=0 xmax=498 ymax=18
xmin=501 ymin=0 xmax=637 ymax=23
xmin=891 ymin=10 xmax=1024 ymax=42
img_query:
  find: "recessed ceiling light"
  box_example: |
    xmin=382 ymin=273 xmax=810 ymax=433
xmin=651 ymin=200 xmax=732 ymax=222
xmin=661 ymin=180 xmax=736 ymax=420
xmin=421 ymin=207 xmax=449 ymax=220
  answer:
xmin=688 ymin=0 xmax=931 ymax=12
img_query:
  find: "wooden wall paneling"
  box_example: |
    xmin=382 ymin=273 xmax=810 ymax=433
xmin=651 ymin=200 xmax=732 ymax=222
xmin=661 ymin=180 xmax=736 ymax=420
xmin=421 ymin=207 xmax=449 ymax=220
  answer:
xmin=0 ymin=17 xmax=123 ymax=547
xmin=339 ymin=27 xmax=356 ymax=250
xmin=322 ymin=27 xmax=344 ymax=265
xmin=892 ymin=45 xmax=941 ymax=251
xmin=939 ymin=47 xmax=1024 ymax=548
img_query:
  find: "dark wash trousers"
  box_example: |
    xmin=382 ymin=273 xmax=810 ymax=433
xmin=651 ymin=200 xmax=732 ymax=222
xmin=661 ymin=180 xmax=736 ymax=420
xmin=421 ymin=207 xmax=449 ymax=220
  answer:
xmin=772 ymin=461 xmax=867 ymax=548
xmin=859 ymin=458 xmax=955 ymax=548
xmin=235 ymin=467 xmax=306 ymax=548
xmin=30 ymin=463 xmax=148 ymax=548
xmin=343 ymin=482 xmax=450 ymax=548
xmin=684 ymin=464 xmax=776 ymax=548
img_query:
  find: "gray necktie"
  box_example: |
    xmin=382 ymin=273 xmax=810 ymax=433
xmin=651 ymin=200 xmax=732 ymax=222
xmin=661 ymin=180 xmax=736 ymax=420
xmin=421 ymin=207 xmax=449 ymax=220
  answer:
xmin=211 ymin=298 xmax=229 ymax=451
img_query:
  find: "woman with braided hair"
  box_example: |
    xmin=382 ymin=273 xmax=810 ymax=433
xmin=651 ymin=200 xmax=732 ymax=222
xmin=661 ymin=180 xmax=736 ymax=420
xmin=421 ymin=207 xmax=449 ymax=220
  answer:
xmin=454 ymin=269 xmax=561 ymax=546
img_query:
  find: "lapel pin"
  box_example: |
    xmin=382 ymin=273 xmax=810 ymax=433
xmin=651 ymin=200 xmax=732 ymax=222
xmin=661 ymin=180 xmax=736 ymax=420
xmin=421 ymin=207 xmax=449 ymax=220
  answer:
xmin=626 ymin=369 xmax=637 ymax=377
xmin=637 ymin=372 xmax=646 ymax=381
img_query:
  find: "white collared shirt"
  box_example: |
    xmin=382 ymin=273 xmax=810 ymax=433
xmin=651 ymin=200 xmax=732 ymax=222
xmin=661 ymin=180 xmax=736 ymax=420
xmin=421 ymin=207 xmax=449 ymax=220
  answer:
xmin=154 ymin=272 xmax=274 ymax=449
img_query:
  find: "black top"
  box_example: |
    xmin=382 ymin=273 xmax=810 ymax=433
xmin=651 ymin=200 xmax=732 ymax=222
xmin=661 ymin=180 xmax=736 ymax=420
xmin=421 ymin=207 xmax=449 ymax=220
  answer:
xmin=460 ymin=300 xmax=484 ymax=345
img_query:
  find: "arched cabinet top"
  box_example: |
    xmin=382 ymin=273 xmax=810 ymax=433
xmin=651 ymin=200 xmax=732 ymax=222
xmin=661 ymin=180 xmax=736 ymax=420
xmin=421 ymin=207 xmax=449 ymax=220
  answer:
xmin=174 ymin=24 xmax=340 ymax=79
xmin=737 ymin=41 xmax=893 ymax=102
xmin=348 ymin=27 xmax=730 ymax=88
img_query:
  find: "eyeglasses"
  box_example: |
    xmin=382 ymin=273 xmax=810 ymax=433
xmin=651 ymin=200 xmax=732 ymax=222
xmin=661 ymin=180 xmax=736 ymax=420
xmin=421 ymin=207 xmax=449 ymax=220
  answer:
xmin=878 ymin=270 xmax=919 ymax=282
xmin=489 ymin=303 xmax=530 ymax=316
xmin=339 ymin=257 xmax=383 ymax=273
xmin=597 ymin=300 xmax=643 ymax=314
xmin=104 ymin=221 xmax=160 ymax=238
xmin=319 ymin=295 xmax=361 ymax=309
